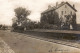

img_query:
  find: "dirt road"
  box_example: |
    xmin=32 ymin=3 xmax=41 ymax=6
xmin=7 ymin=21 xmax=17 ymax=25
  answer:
xmin=0 ymin=30 xmax=80 ymax=53
xmin=0 ymin=37 xmax=15 ymax=53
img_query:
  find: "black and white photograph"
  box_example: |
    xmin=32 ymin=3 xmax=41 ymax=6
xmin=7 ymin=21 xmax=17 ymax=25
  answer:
xmin=0 ymin=0 xmax=80 ymax=53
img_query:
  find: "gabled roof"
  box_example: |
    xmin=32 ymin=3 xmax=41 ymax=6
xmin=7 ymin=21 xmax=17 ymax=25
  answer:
xmin=42 ymin=2 xmax=77 ymax=14
xmin=66 ymin=2 xmax=77 ymax=11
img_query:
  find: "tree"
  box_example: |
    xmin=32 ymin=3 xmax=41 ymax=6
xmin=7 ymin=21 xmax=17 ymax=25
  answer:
xmin=52 ymin=11 xmax=60 ymax=26
xmin=40 ymin=11 xmax=60 ymax=29
xmin=40 ymin=14 xmax=48 ymax=24
xmin=12 ymin=7 xmax=31 ymax=31
xmin=14 ymin=7 xmax=31 ymax=26
xmin=72 ymin=13 xmax=77 ymax=30
xmin=46 ymin=11 xmax=60 ymax=28
xmin=0 ymin=25 xmax=2 ymax=28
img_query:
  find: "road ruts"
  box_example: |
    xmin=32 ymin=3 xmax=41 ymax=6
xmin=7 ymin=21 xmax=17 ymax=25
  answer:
xmin=0 ymin=37 xmax=15 ymax=53
xmin=5 ymin=30 xmax=80 ymax=49
xmin=0 ymin=30 xmax=80 ymax=53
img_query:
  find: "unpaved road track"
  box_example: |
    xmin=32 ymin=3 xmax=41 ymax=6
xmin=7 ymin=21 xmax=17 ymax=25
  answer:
xmin=0 ymin=30 xmax=80 ymax=53
xmin=0 ymin=37 xmax=15 ymax=53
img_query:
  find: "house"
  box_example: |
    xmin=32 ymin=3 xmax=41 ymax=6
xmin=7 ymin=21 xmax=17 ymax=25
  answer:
xmin=40 ymin=2 xmax=77 ymax=30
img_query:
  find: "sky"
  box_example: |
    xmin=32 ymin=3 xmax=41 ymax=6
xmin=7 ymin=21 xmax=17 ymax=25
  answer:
xmin=0 ymin=0 xmax=80 ymax=26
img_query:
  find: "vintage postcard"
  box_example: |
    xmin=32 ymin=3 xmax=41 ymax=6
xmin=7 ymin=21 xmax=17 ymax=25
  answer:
xmin=0 ymin=0 xmax=80 ymax=53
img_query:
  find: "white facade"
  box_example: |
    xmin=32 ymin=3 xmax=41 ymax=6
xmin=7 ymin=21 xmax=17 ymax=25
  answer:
xmin=55 ymin=4 xmax=76 ymax=18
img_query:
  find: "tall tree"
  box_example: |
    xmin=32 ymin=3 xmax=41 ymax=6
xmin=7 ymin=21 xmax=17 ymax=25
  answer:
xmin=12 ymin=7 xmax=31 ymax=31
xmin=14 ymin=7 xmax=31 ymax=25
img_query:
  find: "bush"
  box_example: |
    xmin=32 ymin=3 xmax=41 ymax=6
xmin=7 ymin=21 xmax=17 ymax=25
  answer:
xmin=42 ymin=24 xmax=59 ymax=30
xmin=0 ymin=25 xmax=2 ymax=29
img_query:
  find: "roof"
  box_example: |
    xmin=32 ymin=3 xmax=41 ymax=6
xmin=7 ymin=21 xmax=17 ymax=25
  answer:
xmin=42 ymin=2 xmax=77 ymax=14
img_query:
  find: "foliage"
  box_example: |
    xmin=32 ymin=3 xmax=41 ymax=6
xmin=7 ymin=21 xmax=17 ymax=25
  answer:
xmin=0 ymin=25 xmax=8 ymax=30
xmin=0 ymin=25 xmax=2 ymax=28
xmin=60 ymin=15 xmax=71 ymax=30
xmin=12 ymin=7 xmax=77 ymax=31
xmin=40 ymin=11 xmax=61 ymax=29
xmin=60 ymin=14 xmax=77 ymax=30
xmin=41 ymin=11 xmax=60 ymax=26
xmin=25 ymin=21 xmax=36 ymax=30
xmin=72 ymin=13 xmax=77 ymax=30
xmin=12 ymin=7 xmax=31 ymax=31
xmin=14 ymin=7 xmax=30 ymax=25
xmin=49 ymin=11 xmax=60 ymax=26
xmin=40 ymin=14 xmax=48 ymax=24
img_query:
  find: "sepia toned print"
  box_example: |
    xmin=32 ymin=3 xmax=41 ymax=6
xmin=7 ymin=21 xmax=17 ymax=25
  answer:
xmin=0 ymin=0 xmax=80 ymax=53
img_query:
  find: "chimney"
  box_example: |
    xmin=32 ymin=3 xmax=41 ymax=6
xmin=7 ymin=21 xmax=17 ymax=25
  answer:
xmin=73 ymin=4 xmax=75 ymax=8
xmin=48 ymin=5 xmax=52 ymax=9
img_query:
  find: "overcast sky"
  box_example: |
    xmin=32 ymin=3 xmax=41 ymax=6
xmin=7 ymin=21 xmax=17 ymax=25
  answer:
xmin=0 ymin=0 xmax=80 ymax=26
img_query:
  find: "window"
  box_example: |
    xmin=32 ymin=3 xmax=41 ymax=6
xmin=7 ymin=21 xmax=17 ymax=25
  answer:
xmin=65 ymin=5 xmax=67 ymax=8
xmin=61 ymin=11 xmax=63 ymax=15
xmin=70 ymin=11 xmax=72 ymax=15
xmin=65 ymin=11 xmax=66 ymax=14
